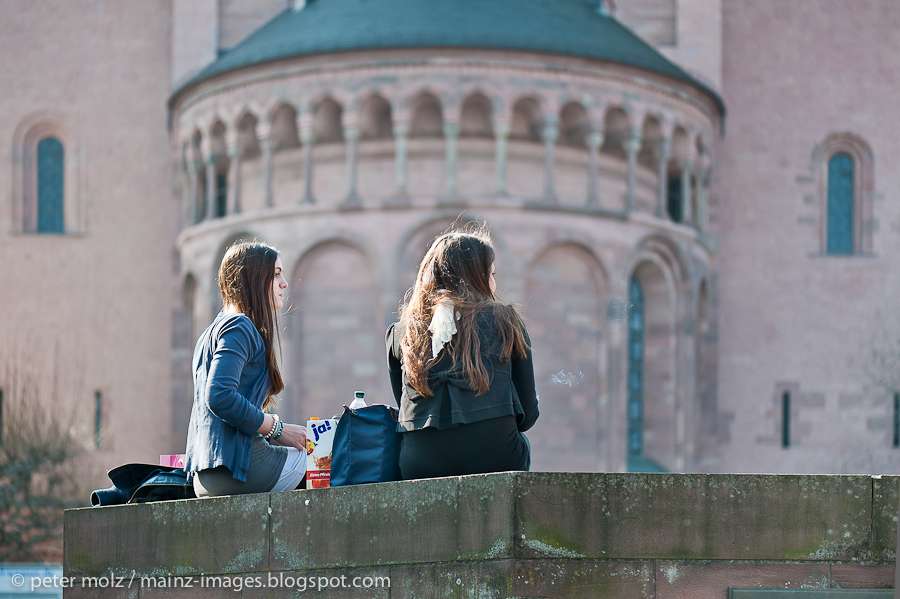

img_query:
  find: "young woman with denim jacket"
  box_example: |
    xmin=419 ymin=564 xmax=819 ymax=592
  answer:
xmin=184 ymin=241 xmax=307 ymax=496
xmin=386 ymin=227 xmax=539 ymax=479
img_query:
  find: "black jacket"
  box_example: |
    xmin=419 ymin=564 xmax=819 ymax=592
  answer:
xmin=386 ymin=310 xmax=539 ymax=433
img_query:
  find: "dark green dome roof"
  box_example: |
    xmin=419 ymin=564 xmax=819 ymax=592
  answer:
xmin=178 ymin=0 xmax=722 ymax=114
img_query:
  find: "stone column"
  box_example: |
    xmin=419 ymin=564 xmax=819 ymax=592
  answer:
xmin=443 ymin=122 xmax=460 ymax=200
xmin=343 ymin=126 xmax=361 ymax=206
xmin=696 ymin=160 xmax=710 ymax=233
xmin=260 ymin=138 xmax=275 ymax=208
xmin=623 ymin=128 xmax=642 ymax=214
xmin=300 ymin=127 xmax=315 ymax=204
xmin=256 ymin=122 xmax=274 ymax=208
xmin=541 ymin=120 xmax=559 ymax=203
xmin=225 ymin=132 xmax=241 ymax=215
xmin=204 ymin=152 xmax=218 ymax=220
xmin=494 ymin=122 xmax=510 ymax=196
xmin=680 ymin=158 xmax=694 ymax=227
xmin=655 ymin=137 xmax=671 ymax=219
xmin=392 ymin=123 xmax=409 ymax=199
xmin=586 ymin=130 xmax=604 ymax=206
xmin=179 ymin=159 xmax=190 ymax=228
xmin=186 ymin=156 xmax=201 ymax=224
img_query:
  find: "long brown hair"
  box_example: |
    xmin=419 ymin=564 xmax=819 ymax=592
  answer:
xmin=218 ymin=241 xmax=284 ymax=409
xmin=399 ymin=226 xmax=527 ymax=397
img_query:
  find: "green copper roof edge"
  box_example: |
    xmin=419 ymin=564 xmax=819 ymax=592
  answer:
xmin=169 ymin=3 xmax=724 ymax=120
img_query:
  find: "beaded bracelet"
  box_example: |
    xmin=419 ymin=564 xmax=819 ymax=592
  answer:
xmin=265 ymin=418 xmax=283 ymax=441
xmin=264 ymin=414 xmax=282 ymax=440
xmin=269 ymin=419 xmax=284 ymax=441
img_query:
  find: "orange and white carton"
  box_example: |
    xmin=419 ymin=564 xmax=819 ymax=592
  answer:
xmin=306 ymin=418 xmax=338 ymax=489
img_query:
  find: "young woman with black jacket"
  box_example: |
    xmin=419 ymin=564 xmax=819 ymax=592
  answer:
xmin=386 ymin=228 xmax=539 ymax=479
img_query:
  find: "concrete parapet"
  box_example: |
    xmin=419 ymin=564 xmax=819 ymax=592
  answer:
xmin=64 ymin=473 xmax=897 ymax=598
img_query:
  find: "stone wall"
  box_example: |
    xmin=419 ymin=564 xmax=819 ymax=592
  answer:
xmin=63 ymin=473 xmax=897 ymax=598
xmin=714 ymin=0 xmax=900 ymax=475
xmin=0 ymin=0 xmax=176 ymax=485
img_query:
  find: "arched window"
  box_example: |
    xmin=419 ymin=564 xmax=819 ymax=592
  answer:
xmin=37 ymin=137 xmax=65 ymax=233
xmin=814 ymin=134 xmax=873 ymax=255
xmin=627 ymin=273 xmax=669 ymax=473
xmin=627 ymin=276 xmax=645 ymax=464
xmin=666 ymin=175 xmax=682 ymax=223
xmin=14 ymin=116 xmax=80 ymax=234
xmin=826 ymin=153 xmax=854 ymax=254
xmin=216 ymin=173 xmax=228 ymax=218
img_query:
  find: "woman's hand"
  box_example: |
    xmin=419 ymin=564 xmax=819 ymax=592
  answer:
xmin=272 ymin=423 xmax=307 ymax=451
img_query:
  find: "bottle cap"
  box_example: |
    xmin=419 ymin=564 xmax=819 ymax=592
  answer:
xmin=309 ymin=417 xmax=320 ymax=420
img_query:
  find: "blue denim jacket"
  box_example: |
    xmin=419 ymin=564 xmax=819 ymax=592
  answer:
xmin=184 ymin=313 xmax=267 ymax=483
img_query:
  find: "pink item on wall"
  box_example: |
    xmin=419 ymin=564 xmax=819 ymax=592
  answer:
xmin=160 ymin=454 xmax=186 ymax=468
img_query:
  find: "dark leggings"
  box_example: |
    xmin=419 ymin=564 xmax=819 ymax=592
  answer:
xmin=399 ymin=415 xmax=531 ymax=480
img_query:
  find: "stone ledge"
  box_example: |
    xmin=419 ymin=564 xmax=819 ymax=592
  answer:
xmin=65 ymin=473 xmax=898 ymax=580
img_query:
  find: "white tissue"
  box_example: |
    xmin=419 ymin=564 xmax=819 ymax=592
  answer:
xmin=428 ymin=298 xmax=459 ymax=359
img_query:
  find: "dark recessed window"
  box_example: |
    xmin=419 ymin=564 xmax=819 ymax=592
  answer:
xmin=94 ymin=390 xmax=103 ymax=449
xmin=627 ymin=276 xmax=645 ymax=460
xmin=667 ymin=175 xmax=682 ymax=223
xmin=826 ymin=152 xmax=854 ymax=254
xmin=37 ymin=137 xmax=64 ymax=233
xmin=781 ymin=391 xmax=791 ymax=448
xmin=893 ymin=392 xmax=899 ymax=448
xmin=216 ymin=173 xmax=228 ymax=218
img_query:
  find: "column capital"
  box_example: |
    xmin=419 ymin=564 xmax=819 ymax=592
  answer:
xmin=300 ymin=129 xmax=316 ymax=145
xmin=296 ymin=113 xmax=314 ymax=135
xmin=255 ymin=122 xmax=273 ymax=142
xmin=622 ymin=136 xmax=642 ymax=155
xmin=259 ymin=138 xmax=276 ymax=152
xmin=586 ymin=130 xmax=605 ymax=149
xmin=696 ymin=150 xmax=712 ymax=172
xmin=198 ymin=135 xmax=214 ymax=160
xmin=343 ymin=127 xmax=361 ymax=142
xmin=443 ymin=122 xmax=460 ymax=138
xmin=541 ymin=121 xmax=559 ymax=143
xmin=679 ymin=158 xmax=695 ymax=172
xmin=695 ymin=165 xmax=711 ymax=185
xmin=224 ymin=130 xmax=240 ymax=152
xmin=392 ymin=123 xmax=409 ymax=138
xmin=340 ymin=113 xmax=360 ymax=132
xmin=494 ymin=122 xmax=510 ymax=138
xmin=187 ymin=159 xmax=203 ymax=175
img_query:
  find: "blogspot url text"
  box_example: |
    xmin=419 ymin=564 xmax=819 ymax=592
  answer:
xmin=14 ymin=572 xmax=391 ymax=593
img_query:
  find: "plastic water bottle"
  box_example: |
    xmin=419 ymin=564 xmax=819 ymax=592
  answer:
xmin=349 ymin=391 xmax=366 ymax=410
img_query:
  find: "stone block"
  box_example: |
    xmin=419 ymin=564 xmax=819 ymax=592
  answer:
xmin=388 ymin=560 xmax=515 ymax=599
xmin=242 ymin=568 xmax=392 ymax=599
xmin=64 ymin=494 xmax=270 ymax=578
xmin=456 ymin=472 xmax=517 ymax=560
xmin=513 ymin=560 xmax=654 ymax=599
xmin=271 ymin=474 xmax=517 ymax=570
xmin=389 ymin=559 xmax=653 ymax=599
xmin=514 ymin=473 xmax=872 ymax=560
xmin=137 ymin=580 xmax=231 ymax=599
xmin=270 ymin=489 xmax=312 ymax=571
xmin=63 ymin=584 xmax=139 ymax=599
xmin=830 ymin=564 xmax=895 ymax=590
xmin=654 ymin=562 xmax=830 ymax=599
xmin=871 ymin=475 xmax=899 ymax=562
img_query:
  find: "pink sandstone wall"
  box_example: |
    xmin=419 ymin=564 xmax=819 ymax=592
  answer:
xmin=715 ymin=0 xmax=900 ymax=473
xmin=0 ymin=0 xmax=176 ymax=484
